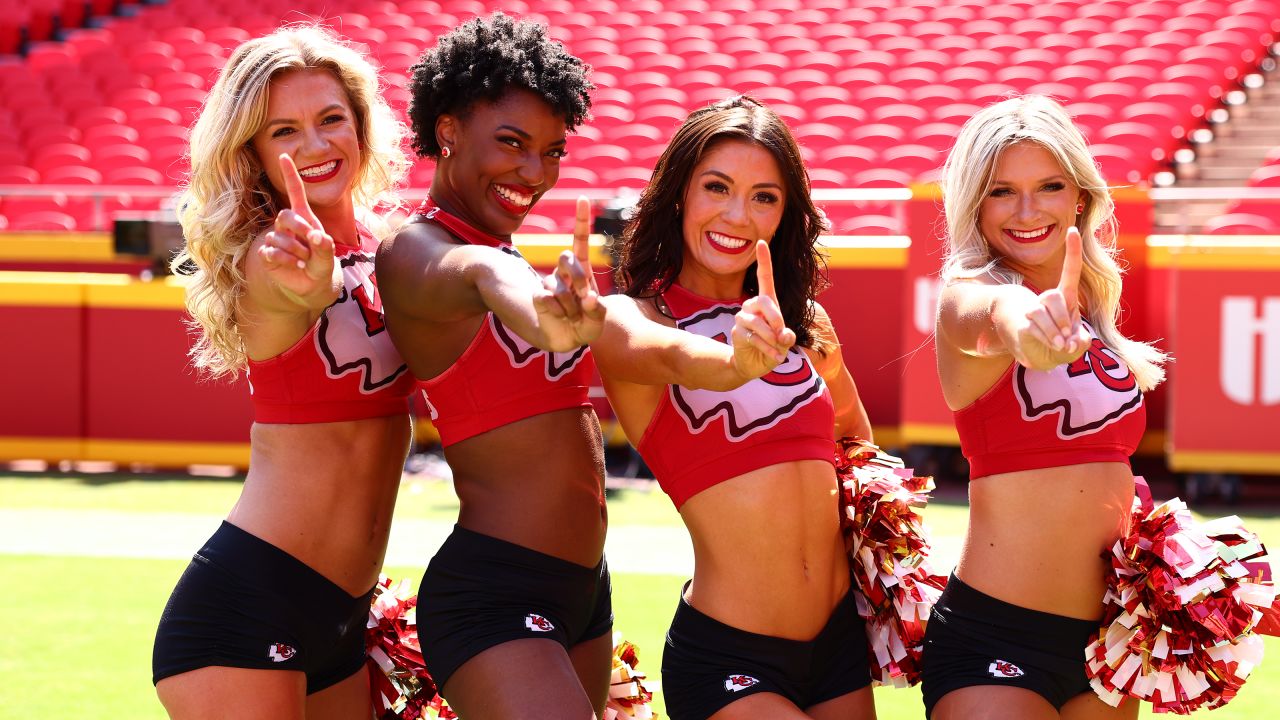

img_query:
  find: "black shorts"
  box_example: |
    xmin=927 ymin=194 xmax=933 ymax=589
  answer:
xmin=921 ymin=574 xmax=1098 ymax=717
xmin=417 ymin=525 xmax=613 ymax=691
xmin=661 ymin=584 xmax=872 ymax=720
xmin=152 ymin=521 xmax=374 ymax=694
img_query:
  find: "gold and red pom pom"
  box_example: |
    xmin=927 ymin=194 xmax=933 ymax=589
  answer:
xmin=365 ymin=576 xmax=456 ymax=719
xmin=836 ymin=437 xmax=948 ymax=687
xmin=1086 ymin=481 xmax=1277 ymax=713
xmin=605 ymin=634 xmax=658 ymax=719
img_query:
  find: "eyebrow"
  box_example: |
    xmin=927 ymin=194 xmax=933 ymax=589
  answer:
xmin=262 ymin=104 xmax=347 ymax=129
xmin=496 ymin=124 xmax=566 ymax=146
xmin=990 ymin=174 xmax=1067 ymax=185
xmin=700 ymin=169 xmax=782 ymax=190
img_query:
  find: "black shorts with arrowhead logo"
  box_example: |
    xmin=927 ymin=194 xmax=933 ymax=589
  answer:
xmin=920 ymin=574 xmax=1099 ymax=717
xmin=660 ymin=582 xmax=871 ymax=720
xmin=152 ymin=521 xmax=374 ymax=693
xmin=416 ymin=524 xmax=613 ymax=692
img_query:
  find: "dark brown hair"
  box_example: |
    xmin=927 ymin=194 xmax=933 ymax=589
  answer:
xmin=617 ymin=95 xmax=830 ymax=351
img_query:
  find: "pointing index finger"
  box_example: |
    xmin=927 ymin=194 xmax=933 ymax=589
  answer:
xmin=755 ymin=240 xmax=777 ymax=305
xmin=573 ymin=195 xmax=591 ymax=265
xmin=1057 ymin=225 xmax=1083 ymax=310
xmin=278 ymin=153 xmax=319 ymax=229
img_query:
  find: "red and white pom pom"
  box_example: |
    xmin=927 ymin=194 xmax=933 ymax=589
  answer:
xmin=1086 ymin=481 xmax=1277 ymax=714
xmin=836 ymin=437 xmax=949 ymax=688
xmin=365 ymin=576 xmax=456 ymax=719
xmin=605 ymin=633 xmax=658 ymax=719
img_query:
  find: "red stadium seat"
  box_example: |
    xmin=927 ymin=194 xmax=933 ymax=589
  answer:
xmin=1204 ymin=213 xmax=1278 ymax=235
xmin=41 ymin=165 xmax=104 ymax=185
xmin=0 ymin=164 xmax=39 ymax=184
xmin=555 ymin=166 xmax=601 ymax=189
xmin=1248 ymin=165 xmax=1280 ymax=187
xmin=10 ymin=211 xmax=77 ymax=231
xmin=104 ymin=167 xmax=166 ymax=186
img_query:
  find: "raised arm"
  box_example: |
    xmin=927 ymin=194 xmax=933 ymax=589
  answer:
xmin=592 ymin=240 xmax=794 ymax=392
xmin=936 ymin=226 xmax=1091 ymax=372
xmin=807 ymin=302 xmax=872 ymax=442
xmin=244 ymin=153 xmax=342 ymax=315
xmin=377 ymin=197 xmax=605 ymax=352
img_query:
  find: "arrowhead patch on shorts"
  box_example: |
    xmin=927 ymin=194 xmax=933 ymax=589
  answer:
xmin=988 ymin=659 xmax=1024 ymax=678
xmin=268 ymin=643 xmax=297 ymax=662
xmin=724 ymin=674 xmax=760 ymax=692
xmin=525 ymin=613 xmax=555 ymax=632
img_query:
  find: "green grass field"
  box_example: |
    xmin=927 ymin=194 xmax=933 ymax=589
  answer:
xmin=1 ymin=473 xmax=1278 ymax=718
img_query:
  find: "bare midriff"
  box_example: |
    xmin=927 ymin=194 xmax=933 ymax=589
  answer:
xmin=229 ymin=413 xmax=413 ymax=596
xmin=959 ymin=461 xmax=1135 ymax=620
xmin=679 ymin=459 xmax=849 ymax=640
xmin=446 ymin=407 xmax=607 ymax=569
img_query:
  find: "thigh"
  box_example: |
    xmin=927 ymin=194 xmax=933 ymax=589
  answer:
xmin=932 ymin=686 xmax=1058 ymax=720
xmin=442 ymin=638 xmax=595 ymax=720
xmin=156 ymin=666 xmax=304 ymax=720
xmin=708 ymin=692 xmax=812 ymax=720
xmin=305 ymin=666 xmax=370 ymax=720
xmin=1060 ymin=692 xmax=1139 ymax=720
xmin=805 ymin=686 xmax=876 ymax=720
xmin=569 ymin=631 xmax=613 ymax=718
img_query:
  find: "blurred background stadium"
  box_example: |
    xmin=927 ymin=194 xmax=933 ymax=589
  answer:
xmin=2 ymin=2 xmax=1280 ymax=717
xmin=3 ymin=0 xmax=1277 ymax=495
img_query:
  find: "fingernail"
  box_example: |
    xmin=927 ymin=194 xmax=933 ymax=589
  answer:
xmin=1053 ymin=336 xmax=1064 ymax=350
xmin=296 ymin=260 xmax=305 ymax=269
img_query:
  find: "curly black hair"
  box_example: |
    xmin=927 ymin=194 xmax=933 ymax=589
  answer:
xmin=407 ymin=12 xmax=593 ymax=158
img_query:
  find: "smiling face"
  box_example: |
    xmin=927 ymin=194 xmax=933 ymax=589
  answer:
xmin=677 ymin=139 xmax=786 ymax=297
xmin=250 ymin=68 xmax=361 ymax=225
xmin=978 ymin=141 xmax=1086 ymax=283
xmin=433 ymin=87 xmax=568 ymax=239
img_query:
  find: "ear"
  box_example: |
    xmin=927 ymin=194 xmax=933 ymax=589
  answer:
xmin=435 ymin=114 xmax=458 ymax=153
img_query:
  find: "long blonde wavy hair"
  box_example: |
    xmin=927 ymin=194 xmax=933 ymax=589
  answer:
xmin=172 ymin=25 xmax=409 ymax=379
xmin=940 ymin=94 xmax=1167 ymax=391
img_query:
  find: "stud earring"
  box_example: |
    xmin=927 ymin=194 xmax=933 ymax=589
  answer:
xmin=1075 ymin=202 xmax=1084 ymax=215
xmin=440 ymin=146 xmax=452 ymax=159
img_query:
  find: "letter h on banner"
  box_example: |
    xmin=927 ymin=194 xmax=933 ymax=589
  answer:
xmin=1221 ymin=296 xmax=1280 ymax=406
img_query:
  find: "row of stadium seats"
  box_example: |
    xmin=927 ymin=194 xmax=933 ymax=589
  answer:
xmin=0 ymin=0 xmax=134 ymax=55
xmin=1209 ymin=149 xmax=1280 ymax=233
xmin=1 ymin=0 xmax=1278 ymax=234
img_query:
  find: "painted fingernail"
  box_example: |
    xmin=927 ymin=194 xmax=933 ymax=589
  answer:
xmin=296 ymin=260 xmax=305 ymax=269
xmin=1053 ymin=336 xmax=1064 ymax=350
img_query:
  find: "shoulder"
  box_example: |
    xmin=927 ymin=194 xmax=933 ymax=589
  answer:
xmin=808 ymin=300 xmax=837 ymax=342
xmin=602 ymin=293 xmax=677 ymax=328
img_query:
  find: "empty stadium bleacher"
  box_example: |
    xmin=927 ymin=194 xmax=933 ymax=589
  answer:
xmin=1 ymin=0 xmax=1279 ymax=234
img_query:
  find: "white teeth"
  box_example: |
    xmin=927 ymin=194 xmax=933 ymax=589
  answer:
xmin=1009 ymin=226 xmax=1049 ymax=239
xmin=494 ymin=185 xmax=532 ymax=207
xmin=298 ymin=160 xmax=337 ymax=177
xmin=708 ymin=231 xmax=746 ymax=248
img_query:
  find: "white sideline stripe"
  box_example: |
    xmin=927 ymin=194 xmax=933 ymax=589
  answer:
xmin=0 ymin=509 xmax=697 ymax=576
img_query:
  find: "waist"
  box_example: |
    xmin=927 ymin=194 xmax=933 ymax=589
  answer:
xmin=685 ymin=560 xmax=851 ymax=640
xmin=960 ymin=463 xmax=1134 ymax=618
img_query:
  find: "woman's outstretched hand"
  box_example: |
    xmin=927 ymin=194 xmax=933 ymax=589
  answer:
xmin=257 ymin=153 xmax=338 ymax=304
xmin=731 ymin=240 xmax=797 ymax=380
xmin=533 ymin=196 xmax=606 ymax=350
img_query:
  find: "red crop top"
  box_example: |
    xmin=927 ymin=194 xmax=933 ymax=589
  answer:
xmin=954 ymin=319 xmax=1146 ymax=480
xmin=247 ymin=224 xmax=415 ymax=423
xmin=635 ymin=283 xmax=836 ymax=509
xmin=413 ymin=198 xmax=594 ymax=448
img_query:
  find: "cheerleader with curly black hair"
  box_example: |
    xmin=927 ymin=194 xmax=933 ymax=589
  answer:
xmin=377 ymin=13 xmax=612 ymax=718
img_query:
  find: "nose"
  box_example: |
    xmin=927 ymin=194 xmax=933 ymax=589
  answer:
xmin=722 ymin=193 xmax=748 ymax=226
xmin=299 ymin=126 xmax=329 ymax=156
xmin=515 ymin=151 xmax=546 ymax=189
xmin=1014 ymin=192 xmax=1038 ymax=222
